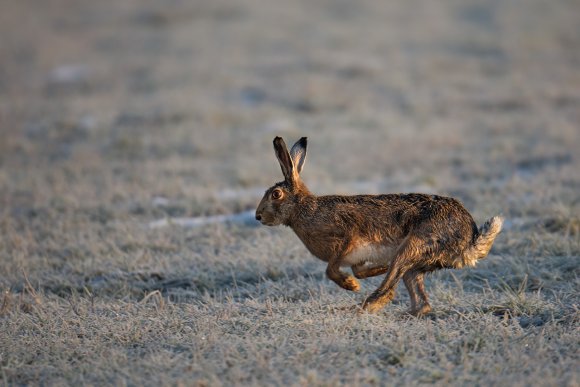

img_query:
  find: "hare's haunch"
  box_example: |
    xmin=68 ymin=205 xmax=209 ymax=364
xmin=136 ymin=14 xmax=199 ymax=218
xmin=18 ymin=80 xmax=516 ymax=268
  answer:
xmin=255 ymin=137 xmax=503 ymax=316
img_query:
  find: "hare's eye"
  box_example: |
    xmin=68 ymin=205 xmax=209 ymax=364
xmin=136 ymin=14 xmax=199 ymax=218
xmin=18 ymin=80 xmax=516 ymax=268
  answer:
xmin=272 ymin=189 xmax=283 ymax=200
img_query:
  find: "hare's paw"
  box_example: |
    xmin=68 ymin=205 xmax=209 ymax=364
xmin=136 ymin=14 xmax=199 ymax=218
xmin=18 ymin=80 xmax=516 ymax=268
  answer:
xmin=361 ymin=289 xmax=395 ymax=314
xmin=342 ymin=276 xmax=361 ymax=292
xmin=361 ymin=299 xmax=385 ymax=314
xmin=408 ymin=304 xmax=432 ymax=317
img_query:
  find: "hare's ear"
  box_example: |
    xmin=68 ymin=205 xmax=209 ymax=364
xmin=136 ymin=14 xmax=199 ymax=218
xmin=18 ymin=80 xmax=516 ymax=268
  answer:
xmin=290 ymin=137 xmax=307 ymax=174
xmin=273 ymin=137 xmax=295 ymax=182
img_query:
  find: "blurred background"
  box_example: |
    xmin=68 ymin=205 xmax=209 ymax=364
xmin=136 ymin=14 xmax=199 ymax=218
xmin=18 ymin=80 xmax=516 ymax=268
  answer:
xmin=1 ymin=0 xmax=579 ymax=215
xmin=1 ymin=0 xmax=579 ymax=285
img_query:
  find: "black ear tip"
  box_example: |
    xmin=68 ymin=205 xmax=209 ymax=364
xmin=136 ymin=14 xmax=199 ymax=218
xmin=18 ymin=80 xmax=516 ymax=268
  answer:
xmin=299 ymin=137 xmax=307 ymax=146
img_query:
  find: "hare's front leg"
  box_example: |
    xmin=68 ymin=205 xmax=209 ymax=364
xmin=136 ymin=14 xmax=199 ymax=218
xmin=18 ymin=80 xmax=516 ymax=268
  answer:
xmin=326 ymin=256 xmax=360 ymax=292
xmin=352 ymin=262 xmax=389 ymax=279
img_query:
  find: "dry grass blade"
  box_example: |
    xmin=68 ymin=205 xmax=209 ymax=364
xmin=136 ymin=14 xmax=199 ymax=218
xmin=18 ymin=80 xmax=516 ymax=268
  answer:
xmin=139 ymin=290 xmax=165 ymax=310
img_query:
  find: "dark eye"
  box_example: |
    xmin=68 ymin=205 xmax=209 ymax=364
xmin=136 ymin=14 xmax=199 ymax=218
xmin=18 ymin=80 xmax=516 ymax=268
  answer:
xmin=272 ymin=189 xmax=283 ymax=199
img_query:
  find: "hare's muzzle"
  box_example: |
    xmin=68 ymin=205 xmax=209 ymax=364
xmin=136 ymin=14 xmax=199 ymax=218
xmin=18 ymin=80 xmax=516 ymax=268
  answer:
xmin=255 ymin=213 xmax=262 ymax=221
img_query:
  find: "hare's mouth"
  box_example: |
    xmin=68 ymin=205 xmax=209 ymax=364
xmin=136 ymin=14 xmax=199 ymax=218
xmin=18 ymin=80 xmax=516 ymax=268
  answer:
xmin=255 ymin=213 xmax=277 ymax=226
xmin=259 ymin=218 xmax=277 ymax=226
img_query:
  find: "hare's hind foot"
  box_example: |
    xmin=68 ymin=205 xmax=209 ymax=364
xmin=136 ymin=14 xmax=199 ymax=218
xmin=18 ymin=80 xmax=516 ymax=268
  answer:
xmin=407 ymin=303 xmax=432 ymax=317
xmin=361 ymin=289 xmax=396 ymax=314
xmin=403 ymin=271 xmax=431 ymax=317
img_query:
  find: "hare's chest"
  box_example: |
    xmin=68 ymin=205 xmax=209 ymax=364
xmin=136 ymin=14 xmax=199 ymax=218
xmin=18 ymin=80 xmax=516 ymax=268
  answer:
xmin=341 ymin=242 xmax=396 ymax=267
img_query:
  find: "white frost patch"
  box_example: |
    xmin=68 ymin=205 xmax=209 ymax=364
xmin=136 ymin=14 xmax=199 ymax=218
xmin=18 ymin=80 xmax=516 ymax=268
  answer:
xmin=152 ymin=196 xmax=170 ymax=207
xmin=500 ymin=216 xmax=538 ymax=231
xmin=216 ymin=188 xmax=265 ymax=200
xmin=148 ymin=210 xmax=258 ymax=229
xmin=260 ymin=118 xmax=297 ymax=133
xmin=48 ymin=64 xmax=90 ymax=84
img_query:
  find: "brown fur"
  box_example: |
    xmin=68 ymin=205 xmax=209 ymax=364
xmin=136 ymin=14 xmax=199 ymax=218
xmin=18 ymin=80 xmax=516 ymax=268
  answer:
xmin=256 ymin=137 xmax=503 ymax=315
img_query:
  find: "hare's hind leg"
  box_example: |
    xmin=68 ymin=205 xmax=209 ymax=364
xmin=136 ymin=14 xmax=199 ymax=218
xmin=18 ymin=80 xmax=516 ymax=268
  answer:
xmin=362 ymin=237 xmax=424 ymax=313
xmin=414 ymin=273 xmax=432 ymax=316
xmin=403 ymin=271 xmax=420 ymax=312
xmin=404 ymin=271 xmax=431 ymax=316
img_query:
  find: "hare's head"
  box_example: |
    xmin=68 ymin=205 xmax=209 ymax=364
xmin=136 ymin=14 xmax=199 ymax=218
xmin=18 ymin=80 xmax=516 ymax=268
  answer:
xmin=255 ymin=137 xmax=310 ymax=226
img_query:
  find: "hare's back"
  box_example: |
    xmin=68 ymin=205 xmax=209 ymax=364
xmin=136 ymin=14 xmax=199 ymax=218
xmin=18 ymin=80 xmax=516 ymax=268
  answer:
xmin=392 ymin=193 xmax=479 ymax=255
xmin=318 ymin=193 xmax=477 ymax=242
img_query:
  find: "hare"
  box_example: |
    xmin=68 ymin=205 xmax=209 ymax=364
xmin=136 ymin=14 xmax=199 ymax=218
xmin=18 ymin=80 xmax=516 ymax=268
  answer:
xmin=255 ymin=137 xmax=503 ymax=316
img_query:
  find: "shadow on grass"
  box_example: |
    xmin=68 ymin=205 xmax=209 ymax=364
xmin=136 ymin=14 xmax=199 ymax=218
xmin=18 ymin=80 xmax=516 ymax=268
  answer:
xmin=11 ymin=265 xmax=321 ymax=305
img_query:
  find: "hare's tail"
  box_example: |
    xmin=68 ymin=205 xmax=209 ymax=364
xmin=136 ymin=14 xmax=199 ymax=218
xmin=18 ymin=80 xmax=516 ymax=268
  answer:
xmin=459 ymin=216 xmax=503 ymax=268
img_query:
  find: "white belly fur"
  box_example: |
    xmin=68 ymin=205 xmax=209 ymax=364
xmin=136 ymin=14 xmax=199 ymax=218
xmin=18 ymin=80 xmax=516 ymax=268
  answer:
xmin=341 ymin=243 xmax=396 ymax=268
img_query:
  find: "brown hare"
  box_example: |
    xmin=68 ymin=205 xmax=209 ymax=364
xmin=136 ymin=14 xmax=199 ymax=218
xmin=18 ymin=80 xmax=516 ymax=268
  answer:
xmin=255 ymin=137 xmax=503 ymax=316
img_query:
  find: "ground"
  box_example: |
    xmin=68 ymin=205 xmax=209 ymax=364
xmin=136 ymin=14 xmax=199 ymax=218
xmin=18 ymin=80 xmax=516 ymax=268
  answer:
xmin=0 ymin=0 xmax=579 ymax=385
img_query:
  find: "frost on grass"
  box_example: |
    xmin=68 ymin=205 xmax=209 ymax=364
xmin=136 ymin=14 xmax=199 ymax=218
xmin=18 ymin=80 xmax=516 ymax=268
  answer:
xmin=1 ymin=0 xmax=580 ymax=385
xmin=148 ymin=209 xmax=258 ymax=229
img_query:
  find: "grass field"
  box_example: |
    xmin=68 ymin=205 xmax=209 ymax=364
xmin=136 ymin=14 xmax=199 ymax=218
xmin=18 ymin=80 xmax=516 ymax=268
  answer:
xmin=1 ymin=0 xmax=579 ymax=385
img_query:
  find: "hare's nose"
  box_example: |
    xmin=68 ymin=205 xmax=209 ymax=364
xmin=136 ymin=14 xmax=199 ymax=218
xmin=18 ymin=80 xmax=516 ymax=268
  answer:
xmin=255 ymin=214 xmax=262 ymax=221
